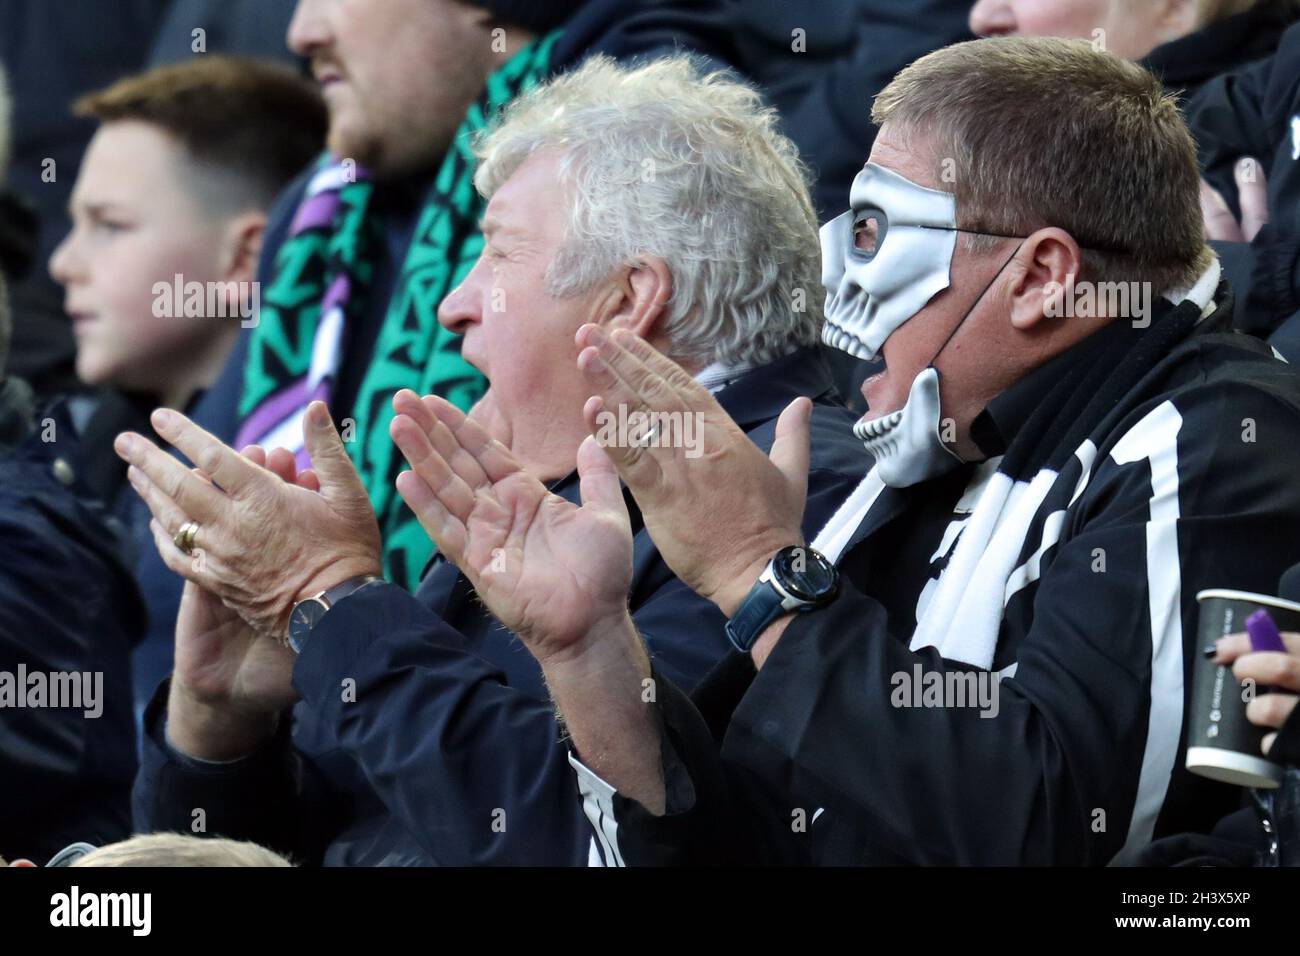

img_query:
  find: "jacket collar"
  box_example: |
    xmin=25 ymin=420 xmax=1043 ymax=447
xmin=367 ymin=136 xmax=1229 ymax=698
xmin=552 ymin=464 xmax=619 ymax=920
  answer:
xmin=546 ymin=344 xmax=840 ymax=497
xmin=970 ymin=320 xmax=1127 ymax=459
xmin=712 ymin=345 xmax=841 ymax=427
xmin=419 ymin=345 xmax=841 ymax=584
xmin=970 ymin=261 xmax=1226 ymax=458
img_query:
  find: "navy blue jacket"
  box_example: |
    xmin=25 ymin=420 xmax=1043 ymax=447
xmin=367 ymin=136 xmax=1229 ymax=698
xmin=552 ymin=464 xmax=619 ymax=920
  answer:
xmin=0 ymin=386 xmax=144 ymax=863
xmin=148 ymin=0 xmax=302 ymax=69
xmin=132 ymin=347 xmax=871 ymax=865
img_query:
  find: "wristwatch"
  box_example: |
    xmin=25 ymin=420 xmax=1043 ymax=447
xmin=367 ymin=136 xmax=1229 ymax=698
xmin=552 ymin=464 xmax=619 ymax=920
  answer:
xmin=724 ymin=545 xmax=838 ymax=653
xmin=286 ymin=575 xmax=383 ymax=653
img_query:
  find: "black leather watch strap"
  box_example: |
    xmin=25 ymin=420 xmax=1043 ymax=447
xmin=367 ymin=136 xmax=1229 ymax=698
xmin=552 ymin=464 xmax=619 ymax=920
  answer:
xmin=287 ymin=575 xmax=383 ymax=654
xmin=319 ymin=574 xmax=384 ymax=609
xmin=725 ymin=576 xmax=788 ymax=653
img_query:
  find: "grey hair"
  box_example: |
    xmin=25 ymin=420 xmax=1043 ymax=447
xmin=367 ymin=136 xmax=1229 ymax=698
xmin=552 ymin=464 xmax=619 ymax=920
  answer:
xmin=72 ymin=833 xmax=293 ymax=867
xmin=473 ymin=55 xmax=823 ymax=368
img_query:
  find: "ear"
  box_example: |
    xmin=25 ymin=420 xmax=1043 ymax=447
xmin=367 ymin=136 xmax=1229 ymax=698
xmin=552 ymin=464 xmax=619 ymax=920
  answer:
xmin=216 ymin=212 xmax=265 ymax=314
xmin=607 ymin=255 xmax=674 ymax=345
xmin=1007 ymin=227 xmax=1082 ymax=332
xmin=219 ymin=212 xmax=265 ymax=285
xmin=1155 ymin=0 xmax=1199 ymax=41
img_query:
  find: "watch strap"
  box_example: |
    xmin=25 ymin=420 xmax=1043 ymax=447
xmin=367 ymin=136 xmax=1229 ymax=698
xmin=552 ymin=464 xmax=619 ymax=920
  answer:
xmin=725 ymin=567 xmax=793 ymax=653
xmin=319 ymin=574 xmax=384 ymax=609
xmin=287 ymin=575 xmax=383 ymax=653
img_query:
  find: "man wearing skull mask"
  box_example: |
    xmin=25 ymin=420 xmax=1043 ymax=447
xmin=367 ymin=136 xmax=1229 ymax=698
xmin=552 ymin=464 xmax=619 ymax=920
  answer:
xmin=408 ymin=37 xmax=1300 ymax=865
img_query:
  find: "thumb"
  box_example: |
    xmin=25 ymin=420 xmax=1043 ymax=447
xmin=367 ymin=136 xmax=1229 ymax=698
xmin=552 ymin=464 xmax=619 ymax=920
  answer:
xmin=1235 ymin=157 xmax=1269 ymax=242
xmin=303 ymin=401 xmax=367 ymax=502
xmin=577 ymin=434 xmax=631 ymax=531
xmin=1199 ymin=178 xmax=1243 ymax=242
xmin=770 ymin=397 xmax=812 ymax=504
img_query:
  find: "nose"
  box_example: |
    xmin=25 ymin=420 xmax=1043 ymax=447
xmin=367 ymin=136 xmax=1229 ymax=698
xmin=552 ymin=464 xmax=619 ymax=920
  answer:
xmin=287 ymin=0 xmax=330 ymax=57
xmin=437 ymin=264 xmax=487 ymax=335
xmin=969 ymin=0 xmax=1015 ymax=36
xmin=48 ymin=228 xmax=80 ymax=287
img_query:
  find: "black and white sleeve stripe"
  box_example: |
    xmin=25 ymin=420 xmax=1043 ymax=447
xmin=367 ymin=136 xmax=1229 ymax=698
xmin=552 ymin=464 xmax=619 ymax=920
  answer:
xmin=568 ymin=751 xmax=626 ymax=867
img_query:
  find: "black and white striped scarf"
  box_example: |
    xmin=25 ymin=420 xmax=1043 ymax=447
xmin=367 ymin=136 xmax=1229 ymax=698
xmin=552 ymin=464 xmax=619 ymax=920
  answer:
xmin=812 ymin=261 xmax=1223 ymax=670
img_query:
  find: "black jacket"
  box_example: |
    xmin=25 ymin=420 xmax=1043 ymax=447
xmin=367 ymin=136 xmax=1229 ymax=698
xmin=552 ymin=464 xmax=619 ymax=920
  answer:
xmin=132 ymin=348 xmax=872 ymax=865
xmin=1145 ymin=2 xmax=1298 ymax=105
xmin=0 ymin=380 xmax=144 ymax=863
xmin=574 ymin=286 xmax=1300 ymax=865
xmin=748 ymin=0 xmax=973 ymax=221
xmin=1185 ymin=20 xmax=1300 ymax=349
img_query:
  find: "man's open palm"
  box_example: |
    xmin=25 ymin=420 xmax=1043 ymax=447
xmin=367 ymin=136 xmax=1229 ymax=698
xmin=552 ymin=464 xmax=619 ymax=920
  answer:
xmin=390 ymin=390 xmax=634 ymax=663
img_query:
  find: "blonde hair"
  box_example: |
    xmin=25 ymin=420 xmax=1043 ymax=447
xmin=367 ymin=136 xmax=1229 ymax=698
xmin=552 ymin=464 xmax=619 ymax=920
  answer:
xmin=473 ymin=55 xmax=823 ymax=369
xmin=72 ymin=833 xmax=293 ymax=867
xmin=874 ymin=36 xmax=1211 ymax=291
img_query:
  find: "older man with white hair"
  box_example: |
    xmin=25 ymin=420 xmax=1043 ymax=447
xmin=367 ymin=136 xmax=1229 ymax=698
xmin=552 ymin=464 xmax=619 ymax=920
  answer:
xmin=120 ymin=55 xmax=868 ymax=866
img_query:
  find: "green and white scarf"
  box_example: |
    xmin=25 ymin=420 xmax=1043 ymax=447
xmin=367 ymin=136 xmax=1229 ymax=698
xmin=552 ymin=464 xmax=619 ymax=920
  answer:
xmin=236 ymin=32 xmax=561 ymax=589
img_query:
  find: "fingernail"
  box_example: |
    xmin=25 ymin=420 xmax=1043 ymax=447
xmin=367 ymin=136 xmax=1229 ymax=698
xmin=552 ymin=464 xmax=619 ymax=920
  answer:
xmin=151 ymin=408 xmax=175 ymax=433
xmin=114 ymin=434 xmax=136 ymax=457
xmin=587 ymin=325 xmax=607 ymax=345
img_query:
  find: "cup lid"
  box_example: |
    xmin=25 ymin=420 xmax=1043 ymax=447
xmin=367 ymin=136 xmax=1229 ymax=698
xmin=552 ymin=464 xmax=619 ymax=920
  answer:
xmin=1195 ymin=589 xmax=1300 ymax=615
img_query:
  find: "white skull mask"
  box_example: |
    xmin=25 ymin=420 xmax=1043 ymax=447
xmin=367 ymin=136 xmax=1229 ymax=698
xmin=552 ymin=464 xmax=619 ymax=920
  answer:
xmin=820 ymin=163 xmax=959 ymax=361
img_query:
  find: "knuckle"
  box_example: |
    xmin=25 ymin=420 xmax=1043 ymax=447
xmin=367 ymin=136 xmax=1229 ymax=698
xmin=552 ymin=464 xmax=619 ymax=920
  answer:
xmin=1249 ymin=695 xmax=1286 ymax=726
xmin=1282 ymin=659 xmax=1300 ymax=690
xmin=161 ymin=470 xmax=186 ymax=500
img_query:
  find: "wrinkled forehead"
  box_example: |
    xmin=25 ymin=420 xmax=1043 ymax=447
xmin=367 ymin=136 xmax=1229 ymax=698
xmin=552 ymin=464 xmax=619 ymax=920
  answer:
xmin=846 ymin=162 xmax=957 ymax=230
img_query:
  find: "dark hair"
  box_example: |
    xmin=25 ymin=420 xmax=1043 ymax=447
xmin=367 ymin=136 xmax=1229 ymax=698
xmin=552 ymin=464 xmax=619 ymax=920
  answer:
xmin=74 ymin=56 xmax=326 ymax=210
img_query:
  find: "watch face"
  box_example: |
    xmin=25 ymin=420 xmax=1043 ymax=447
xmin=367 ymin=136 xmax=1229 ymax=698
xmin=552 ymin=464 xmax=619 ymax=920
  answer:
xmin=288 ymin=598 xmax=329 ymax=649
xmin=773 ymin=546 xmax=838 ymax=604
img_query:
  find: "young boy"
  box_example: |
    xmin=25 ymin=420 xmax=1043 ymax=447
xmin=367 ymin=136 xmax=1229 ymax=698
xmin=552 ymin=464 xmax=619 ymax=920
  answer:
xmin=50 ymin=55 xmax=325 ymax=414
xmin=48 ymin=56 xmax=325 ymax=711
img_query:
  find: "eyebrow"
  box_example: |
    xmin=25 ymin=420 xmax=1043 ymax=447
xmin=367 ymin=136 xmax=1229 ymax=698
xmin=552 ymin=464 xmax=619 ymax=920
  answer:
xmin=479 ymin=215 xmax=527 ymax=241
xmin=69 ymin=200 xmax=130 ymax=218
